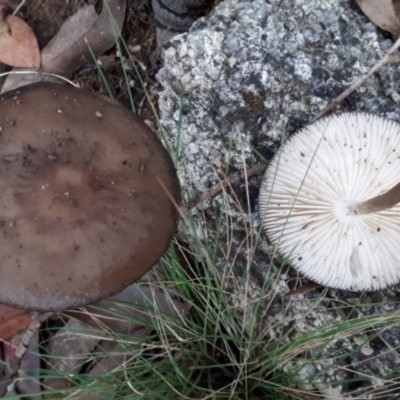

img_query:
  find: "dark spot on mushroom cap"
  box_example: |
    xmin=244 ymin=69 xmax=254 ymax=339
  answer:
xmin=0 ymin=82 xmax=181 ymax=311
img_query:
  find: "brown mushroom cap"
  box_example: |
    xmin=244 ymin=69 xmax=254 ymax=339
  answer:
xmin=0 ymin=82 xmax=180 ymax=311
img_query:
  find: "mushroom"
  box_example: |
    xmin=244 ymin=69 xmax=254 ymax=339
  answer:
xmin=259 ymin=112 xmax=400 ymax=291
xmin=0 ymin=82 xmax=180 ymax=311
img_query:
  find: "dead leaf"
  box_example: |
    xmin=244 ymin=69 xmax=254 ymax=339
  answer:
xmin=356 ymin=0 xmax=400 ymax=37
xmin=62 ymin=284 xmax=190 ymax=392
xmin=0 ymin=14 xmax=40 ymax=68
xmin=0 ymin=305 xmax=32 ymax=340
xmin=286 ymin=282 xmax=321 ymax=296
xmin=1 ymin=0 xmax=127 ymax=93
xmin=42 ymin=319 xmax=100 ymax=391
xmin=0 ymin=278 xmax=191 ymax=396
xmin=42 ymin=283 xmax=190 ymax=392
xmin=68 ymin=337 xmax=152 ymax=400
xmin=67 ymin=284 xmax=191 ymax=335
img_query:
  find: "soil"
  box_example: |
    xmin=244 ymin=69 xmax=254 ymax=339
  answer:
xmin=11 ymin=0 xmax=159 ymax=122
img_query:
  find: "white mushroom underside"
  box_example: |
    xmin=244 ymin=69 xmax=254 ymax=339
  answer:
xmin=259 ymin=113 xmax=400 ymax=291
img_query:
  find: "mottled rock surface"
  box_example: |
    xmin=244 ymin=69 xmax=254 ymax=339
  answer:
xmin=156 ymin=0 xmax=400 ymax=397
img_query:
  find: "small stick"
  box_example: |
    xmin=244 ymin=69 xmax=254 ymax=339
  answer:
xmin=0 ymin=311 xmax=52 ymax=397
xmin=181 ymin=164 xmax=266 ymax=213
xmin=313 ymin=34 xmax=400 ymax=121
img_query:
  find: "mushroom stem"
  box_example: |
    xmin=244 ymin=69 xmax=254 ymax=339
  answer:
xmin=354 ymin=181 xmax=400 ymax=214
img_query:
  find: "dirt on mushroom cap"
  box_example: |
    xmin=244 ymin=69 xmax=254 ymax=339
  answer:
xmin=0 ymin=82 xmax=180 ymax=311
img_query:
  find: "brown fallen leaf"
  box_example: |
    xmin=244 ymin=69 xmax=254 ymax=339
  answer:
xmin=1 ymin=0 xmax=126 ymax=93
xmin=67 ymin=284 xmax=191 ymax=335
xmin=69 ymin=337 xmax=151 ymax=400
xmin=286 ymin=282 xmax=321 ymax=296
xmin=0 ymin=12 xmax=40 ymax=68
xmin=356 ymin=0 xmax=400 ymax=37
xmin=43 ymin=284 xmax=190 ymax=393
xmin=0 ymin=305 xmax=32 ymax=340
xmin=42 ymin=319 xmax=100 ymax=392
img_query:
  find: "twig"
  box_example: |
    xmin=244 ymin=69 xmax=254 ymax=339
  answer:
xmin=313 ymin=34 xmax=400 ymax=121
xmin=0 ymin=311 xmax=52 ymax=397
xmin=181 ymin=164 xmax=266 ymax=213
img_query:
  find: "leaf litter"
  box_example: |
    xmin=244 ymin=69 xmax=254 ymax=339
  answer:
xmin=0 ymin=1 xmax=40 ymax=68
xmin=2 ymin=0 xmax=126 ymax=92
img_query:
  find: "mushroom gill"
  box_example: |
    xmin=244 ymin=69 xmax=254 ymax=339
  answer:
xmin=259 ymin=112 xmax=400 ymax=291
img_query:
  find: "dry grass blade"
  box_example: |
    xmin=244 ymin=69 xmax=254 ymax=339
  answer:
xmin=67 ymin=284 xmax=192 ymax=334
xmin=42 ymin=319 xmax=101 ymax=392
